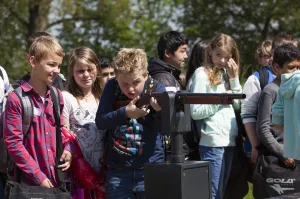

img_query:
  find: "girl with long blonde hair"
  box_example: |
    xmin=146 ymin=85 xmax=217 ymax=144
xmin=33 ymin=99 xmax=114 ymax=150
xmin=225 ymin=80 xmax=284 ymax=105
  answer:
xmin=189 ymin=33 xmax=242 ymax=199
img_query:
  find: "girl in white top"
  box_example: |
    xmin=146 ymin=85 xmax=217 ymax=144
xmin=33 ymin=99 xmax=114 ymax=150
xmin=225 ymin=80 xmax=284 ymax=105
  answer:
xmin=62 ymin=47 xmax=105 ymax=199
xmin=188 ymin=33 xmax=242 ymax=199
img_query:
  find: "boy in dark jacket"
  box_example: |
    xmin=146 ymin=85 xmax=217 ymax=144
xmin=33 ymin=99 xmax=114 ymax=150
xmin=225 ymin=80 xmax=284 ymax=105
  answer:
xmin=96 ymin=48 xmax=165 ymax=199
xmin=148 ymin=31 xmax=193 ymax=159
xmin=148 ymin=31 xmax=188 ymax=92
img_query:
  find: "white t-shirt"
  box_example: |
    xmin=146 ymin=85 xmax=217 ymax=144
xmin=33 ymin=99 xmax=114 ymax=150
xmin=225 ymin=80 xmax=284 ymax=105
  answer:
xmin=62 ymin=91 xmax=105 ymax=172
xmin=0 ymin=66 xmax=10 ymax=103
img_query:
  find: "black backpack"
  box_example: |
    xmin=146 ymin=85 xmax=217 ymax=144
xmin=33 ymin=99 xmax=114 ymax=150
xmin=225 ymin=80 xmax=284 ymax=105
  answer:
xmin=0 ymin=86 xmax=61 ymax=174
xmin=253 ymin=155 xmax=300 ymax=198
xmin=257 ymin=67 xmax=269 ymax=90
xmin=235 ymin=67 xmax=269 ymax=139
xmin=52 ymin=74 xmax=67 ymax=91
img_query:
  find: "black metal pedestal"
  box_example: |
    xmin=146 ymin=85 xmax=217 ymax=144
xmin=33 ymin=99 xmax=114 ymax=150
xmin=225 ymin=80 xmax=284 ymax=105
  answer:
xmin=144 ymin=161 xmax=212 ymax=199
xmin=144 ymin=92 xmax=245 ymax=199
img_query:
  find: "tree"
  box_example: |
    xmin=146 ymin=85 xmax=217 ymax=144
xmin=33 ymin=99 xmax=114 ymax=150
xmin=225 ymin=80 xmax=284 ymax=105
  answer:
xmin=180 ymin=0 xmax=300 ymax=81
xmin=0 ymin=0 xmax=180 ymax=80
xmin=0 ymin=0 xmax=55 ymax=80
xmin=55 ymin=0 xmax=181 ymax=62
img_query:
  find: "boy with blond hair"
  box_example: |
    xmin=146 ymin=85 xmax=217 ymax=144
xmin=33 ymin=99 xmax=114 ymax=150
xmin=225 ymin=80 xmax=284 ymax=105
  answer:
xmin=4 ymin=36 xmax=72 ymax=187
xmin=96 ymin=48 xmax=165 ymax=199
xmin=15 ymin=32 xmax=67 ymax=90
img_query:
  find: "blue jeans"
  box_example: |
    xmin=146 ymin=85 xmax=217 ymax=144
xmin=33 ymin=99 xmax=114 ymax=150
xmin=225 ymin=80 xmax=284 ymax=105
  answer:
xmin=105 ymin=169 xmax=145 ymax=199
xmin=199 ymin=146 xmax=234 ymax=199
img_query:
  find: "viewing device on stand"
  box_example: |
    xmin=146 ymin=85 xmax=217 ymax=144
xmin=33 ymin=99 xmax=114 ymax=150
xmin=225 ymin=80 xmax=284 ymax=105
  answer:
xmin=144 ymin=91 xmax=246 ymax=199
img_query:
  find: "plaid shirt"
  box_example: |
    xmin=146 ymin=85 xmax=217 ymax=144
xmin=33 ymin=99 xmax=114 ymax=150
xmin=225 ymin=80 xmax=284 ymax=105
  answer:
xmin=4 ymin=82 xmax=71 ymax=186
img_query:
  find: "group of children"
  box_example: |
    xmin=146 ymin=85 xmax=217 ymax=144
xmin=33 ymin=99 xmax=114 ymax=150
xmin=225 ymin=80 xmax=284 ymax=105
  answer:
xmin=0 ymin=29 xmax=300 ymax=199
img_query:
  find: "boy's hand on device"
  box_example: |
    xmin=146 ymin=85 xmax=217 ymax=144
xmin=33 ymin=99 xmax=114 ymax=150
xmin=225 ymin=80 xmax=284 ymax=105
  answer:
xmin=226 ymin=58 xmax=239 ymax=79
xmin=40 ymin=178 xmax=54 ymax=188
xmin=126 ymin=96 xmax=149 ymax=119
xmin=150 ymin=97 xmax=161 ymax=111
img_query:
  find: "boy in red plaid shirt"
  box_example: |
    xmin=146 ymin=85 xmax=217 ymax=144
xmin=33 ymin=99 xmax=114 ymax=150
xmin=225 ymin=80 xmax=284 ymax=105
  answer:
xmin=4 ymin=36 xmax=72 ymax=188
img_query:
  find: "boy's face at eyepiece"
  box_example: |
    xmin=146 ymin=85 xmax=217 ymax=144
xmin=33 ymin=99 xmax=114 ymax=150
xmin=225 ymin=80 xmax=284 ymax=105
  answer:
xmin=100 ymin=67 xmax=115 ymax=87
xmin=30 ymin=53 xmax=62 ymax=85
xmin=165 ymin=44 xmax=188 ymax=68
xmin=116 ymin=71 xmax=148 ymax=99
xmin=278 ymin=60 xmax=300 ymax=75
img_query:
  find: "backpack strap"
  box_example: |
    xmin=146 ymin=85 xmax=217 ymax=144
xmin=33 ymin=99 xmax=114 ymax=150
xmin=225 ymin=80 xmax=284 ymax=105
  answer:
xmin=13 ymin=87 xmax=34 ymax=182
xmin=49 ymin=86 xmax=66 ymax=185
xmin=52 ymin=76 xmax=65 ymax=91
xmin=258 ymin=68 xmax=269 ymax=90
xmin=143 ymin=76 xmax=156 ymax=95
xmin=13 ymin=87 xmax=34 ymax=138
xmin=50 ymin=86 xmax=61 ymax=117
xmin=49 ymin=86 xmax=62 ymax=157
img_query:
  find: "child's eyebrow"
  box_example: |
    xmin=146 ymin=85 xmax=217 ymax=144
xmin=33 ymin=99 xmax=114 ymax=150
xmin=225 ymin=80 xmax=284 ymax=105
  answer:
xmin=47 ymin=60 xmax=59 ymax=63
xmin=49 ymin=61 xmax=63 ymax=66
xmin=133 ymin=78 xmax=141 ymax=81
xmin=289 ymin=61 xmax=300 ymax=65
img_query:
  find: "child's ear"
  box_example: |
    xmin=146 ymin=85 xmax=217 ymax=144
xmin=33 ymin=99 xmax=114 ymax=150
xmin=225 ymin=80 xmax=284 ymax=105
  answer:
xmin=143 ymin=71 xmax=149 ymax=78
xmin=164 ymin=49 xmax=171 ymax=58
xmin=29 ymin=56 xmax=36 ymax=68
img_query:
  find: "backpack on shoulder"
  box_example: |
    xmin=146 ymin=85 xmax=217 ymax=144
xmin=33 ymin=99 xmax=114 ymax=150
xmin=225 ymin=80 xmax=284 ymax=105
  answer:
xmin=0 ymin=86 xmax=61 ymax=174
xmin=257 ymin=67 xmax=269 ymax=90
xmin=0 ymin=86 xmax=34 ymax=174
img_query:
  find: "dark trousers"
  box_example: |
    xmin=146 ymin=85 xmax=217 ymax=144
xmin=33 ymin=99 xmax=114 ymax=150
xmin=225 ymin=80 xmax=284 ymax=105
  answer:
xmin=224 ymin=146 xmax=250 ymax=199
xmin=0 ymin=172 xmax=7 ymax=199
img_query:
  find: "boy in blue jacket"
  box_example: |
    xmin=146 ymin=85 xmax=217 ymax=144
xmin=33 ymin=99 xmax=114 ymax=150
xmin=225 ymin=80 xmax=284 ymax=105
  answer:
xmin=272 ymin=53 xmax=300 ymax=161
xmin=95 ymin=48 xmax=165 ymax=199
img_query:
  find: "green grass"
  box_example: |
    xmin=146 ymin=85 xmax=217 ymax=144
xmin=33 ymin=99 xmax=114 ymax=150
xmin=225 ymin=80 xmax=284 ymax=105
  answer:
xmin=243 ymin=183 xmax=254 ymax=199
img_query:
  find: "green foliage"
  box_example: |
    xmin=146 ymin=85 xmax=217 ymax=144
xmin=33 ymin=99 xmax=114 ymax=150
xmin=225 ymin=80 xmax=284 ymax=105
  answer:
xmin=2 ymin=0 xmax=300 ymax=81
xmin=56 ymin=0 xmax=180 ymax=65
xmin=180 ymin=0 xmax=300 ymax=78
xmin=130 ymin=0 xmax=183 ymax=57
xmin=0 ymin=0 xmax=178 ymax=78
xmin=0 ymin=0 xmax=29 ymax=80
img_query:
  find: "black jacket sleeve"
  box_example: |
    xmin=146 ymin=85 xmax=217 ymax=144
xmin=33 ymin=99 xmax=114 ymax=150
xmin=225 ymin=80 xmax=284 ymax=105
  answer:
xmin=151 ymin=72 xmax=179 ymax=92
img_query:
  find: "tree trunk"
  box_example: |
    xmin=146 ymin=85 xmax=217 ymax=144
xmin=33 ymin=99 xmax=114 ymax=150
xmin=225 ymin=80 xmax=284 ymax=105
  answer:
xmin=27 ymin=0 xmax=52 ymax=38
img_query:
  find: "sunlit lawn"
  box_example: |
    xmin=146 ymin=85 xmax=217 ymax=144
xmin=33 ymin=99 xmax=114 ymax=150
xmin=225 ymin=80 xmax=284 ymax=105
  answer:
xmin=244 ymin=183 xmax=254 ymax=199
